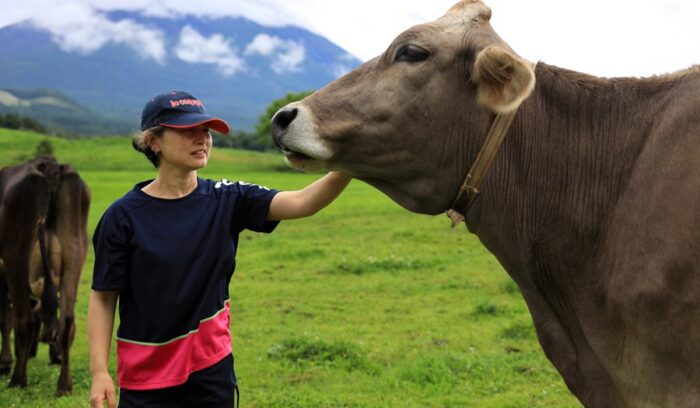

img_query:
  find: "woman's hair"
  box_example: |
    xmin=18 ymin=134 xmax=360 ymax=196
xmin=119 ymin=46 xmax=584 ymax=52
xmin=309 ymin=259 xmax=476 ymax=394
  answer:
xmin=132 ymin=126 xmax=165 ymax=168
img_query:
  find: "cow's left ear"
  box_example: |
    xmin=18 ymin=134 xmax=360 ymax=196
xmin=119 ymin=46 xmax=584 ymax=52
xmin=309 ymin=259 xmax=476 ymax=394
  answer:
xmin=472 ymin=46 xmax=535 ymax=113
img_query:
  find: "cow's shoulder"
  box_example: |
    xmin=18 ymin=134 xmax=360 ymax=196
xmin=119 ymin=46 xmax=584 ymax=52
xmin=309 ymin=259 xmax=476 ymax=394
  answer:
xmin=1 ymin=163 xmax=45 ymax=205
xmin=0 ymin=163 xmax=46 ymax=251
xmin=1 ymin=162 xmax=38 ymax=196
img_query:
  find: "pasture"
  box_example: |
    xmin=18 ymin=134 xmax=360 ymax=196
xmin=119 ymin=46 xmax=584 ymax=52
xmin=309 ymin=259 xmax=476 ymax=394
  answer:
xmin=0 ymin=129 xmax=579 ymax=407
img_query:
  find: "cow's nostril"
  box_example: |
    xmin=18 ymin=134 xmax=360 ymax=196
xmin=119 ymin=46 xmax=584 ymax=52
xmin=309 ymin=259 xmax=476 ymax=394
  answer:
xmin=272 ymin=107 xmax=298 ymax=132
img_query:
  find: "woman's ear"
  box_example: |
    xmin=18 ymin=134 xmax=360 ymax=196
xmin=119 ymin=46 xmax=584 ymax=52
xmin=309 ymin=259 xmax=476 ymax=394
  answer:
xmin=145 ymin=132 xmax=160 ymax=153
xmin=472 ymin=45 xmax=536 ymax=113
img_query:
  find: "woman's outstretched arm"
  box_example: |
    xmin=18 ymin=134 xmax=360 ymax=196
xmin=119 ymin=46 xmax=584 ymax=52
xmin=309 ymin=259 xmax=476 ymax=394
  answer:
xmin=267 ymin=172 xmax=351 ymax=221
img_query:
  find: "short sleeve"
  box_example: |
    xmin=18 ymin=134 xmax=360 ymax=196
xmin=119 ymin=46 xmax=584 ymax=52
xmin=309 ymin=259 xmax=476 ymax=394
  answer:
xmin=232 ymin=181 xmax=280 ymax=233
xmin=91 ymin=206 xmax=131 ymax=291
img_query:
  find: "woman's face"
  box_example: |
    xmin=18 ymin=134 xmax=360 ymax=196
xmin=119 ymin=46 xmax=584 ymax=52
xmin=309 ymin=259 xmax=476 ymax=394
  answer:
xmin=151 ymin=125 xmax=213 ymax=171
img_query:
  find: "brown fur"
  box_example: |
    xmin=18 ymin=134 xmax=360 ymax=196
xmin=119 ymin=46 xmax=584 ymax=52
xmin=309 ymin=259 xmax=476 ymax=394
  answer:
xmin=272 ymin=1 xmax=700 ymax=406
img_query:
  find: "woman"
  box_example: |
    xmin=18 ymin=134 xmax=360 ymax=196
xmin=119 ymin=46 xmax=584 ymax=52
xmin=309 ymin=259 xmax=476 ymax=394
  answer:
xmin=88 ymin=91 xmax=350 ymax=408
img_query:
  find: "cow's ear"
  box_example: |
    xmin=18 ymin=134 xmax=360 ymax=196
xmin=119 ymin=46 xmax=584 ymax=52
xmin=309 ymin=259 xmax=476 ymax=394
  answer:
xmin=472 ymin=46 xmax=535 ymax=113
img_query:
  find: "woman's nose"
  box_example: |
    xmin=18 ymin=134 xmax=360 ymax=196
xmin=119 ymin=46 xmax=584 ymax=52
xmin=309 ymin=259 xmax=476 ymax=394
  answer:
xmin=195 ymin=129 xmax=210 ymax=142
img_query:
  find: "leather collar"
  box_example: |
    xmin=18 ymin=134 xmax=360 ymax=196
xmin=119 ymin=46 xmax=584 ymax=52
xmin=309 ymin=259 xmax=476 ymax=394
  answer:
xmin=446 ymin=109 xmax=518 ymax=227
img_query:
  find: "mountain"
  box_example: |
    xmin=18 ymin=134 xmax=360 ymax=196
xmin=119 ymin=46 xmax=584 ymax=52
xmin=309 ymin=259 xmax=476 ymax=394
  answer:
xmin=0 ymin=12 xmax=362 ymax=135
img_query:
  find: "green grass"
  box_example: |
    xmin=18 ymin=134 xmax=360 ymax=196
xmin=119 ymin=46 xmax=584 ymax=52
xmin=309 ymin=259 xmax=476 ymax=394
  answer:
xmin=0 ymin=129 xmax=581 ymax=407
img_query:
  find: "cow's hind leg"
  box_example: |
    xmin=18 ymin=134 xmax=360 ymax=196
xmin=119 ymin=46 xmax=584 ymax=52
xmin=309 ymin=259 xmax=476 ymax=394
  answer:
xmin=29 ymin=303 xmax=40 ymax=358
xmin=0 ymin=276 xmax=12 ymax=375
xmin=56 ymin=254 xmax=79 ymax=396
xmin=6 ymin=259 xmax=33 ymax=388
xmin=49 ymin=340 xmax=62 ymax=365
xmin=9 ymin=306 xmax=32 ymax=388
xmin=55 ymin=315 xmax=75 ymax=396
xmin=55 ymin=265 xmax=78 ymax=395
xmin=0 ymin=315 xmax=11 ymax=375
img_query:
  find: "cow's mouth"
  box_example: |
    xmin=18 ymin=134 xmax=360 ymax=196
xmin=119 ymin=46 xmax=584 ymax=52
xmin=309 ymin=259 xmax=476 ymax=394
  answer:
xmin=280 ymin=147 xmax=325 ymax=172
xmin=280 ymin=147 xmax=313 ymax=162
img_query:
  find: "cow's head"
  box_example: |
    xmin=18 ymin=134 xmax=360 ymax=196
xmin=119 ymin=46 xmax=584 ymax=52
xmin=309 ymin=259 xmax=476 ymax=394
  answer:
xmin=272 ymin=0 xmax=535 ymax=214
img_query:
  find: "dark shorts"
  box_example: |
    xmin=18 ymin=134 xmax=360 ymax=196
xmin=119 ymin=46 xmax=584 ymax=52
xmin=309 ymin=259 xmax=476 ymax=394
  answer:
xmin=118 ymin=354 xmax=239 ymax=408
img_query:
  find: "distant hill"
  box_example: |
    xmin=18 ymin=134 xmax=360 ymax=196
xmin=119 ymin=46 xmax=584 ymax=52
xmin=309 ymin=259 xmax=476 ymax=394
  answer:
xmin=0 ymin=88 xmax=132 ymax=135
xmin=0 ymin=12 xmax=362 ymax=135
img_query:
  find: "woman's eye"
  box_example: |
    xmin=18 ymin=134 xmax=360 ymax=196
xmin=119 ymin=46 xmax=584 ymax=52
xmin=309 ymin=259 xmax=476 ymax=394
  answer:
xmin=395 ymin=45 xmax=430 ymax=63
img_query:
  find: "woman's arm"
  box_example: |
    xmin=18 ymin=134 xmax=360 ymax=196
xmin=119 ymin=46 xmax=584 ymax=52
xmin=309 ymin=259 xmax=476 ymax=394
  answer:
xmin=88 ymin=290 xmax=119 ymax=408
xmin=267 ymin=171 xmax=351 ymax=221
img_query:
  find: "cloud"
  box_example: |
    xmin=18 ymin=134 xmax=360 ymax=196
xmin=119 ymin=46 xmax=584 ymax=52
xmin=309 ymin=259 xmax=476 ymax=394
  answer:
xmin=174 ymin=25 xmax=245 ymax=76
xmin=28 ymin=2 xmax=166 ymax=63
xmin=272 ymin=42 xmax=305 ymax=74
xmin=331 ymin=53 xmax=359 ymax=77
xmin=245 ymin=34 xmax=306 ymax=74
xmin=5 ymin=0 xmax=698 ymax=76
xmin=244 ymin=34 xmax=282 ymax=56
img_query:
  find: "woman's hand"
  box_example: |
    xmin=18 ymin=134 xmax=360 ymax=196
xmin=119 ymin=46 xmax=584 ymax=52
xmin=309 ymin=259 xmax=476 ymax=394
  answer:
xmin=90 ymin=371 xmax=117 ymax=408
xmin=88 ymin=290 xmax=119 ymax=408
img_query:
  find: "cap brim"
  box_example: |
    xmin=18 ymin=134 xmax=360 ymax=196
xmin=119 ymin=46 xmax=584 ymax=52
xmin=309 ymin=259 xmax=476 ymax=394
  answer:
xmin=160 ymin=113 xmax=230 ymax=134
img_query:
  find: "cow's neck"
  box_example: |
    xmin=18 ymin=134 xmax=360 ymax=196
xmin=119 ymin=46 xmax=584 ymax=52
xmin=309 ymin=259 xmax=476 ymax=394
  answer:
xmin=470 ymin=62 xmax=674 ymax=291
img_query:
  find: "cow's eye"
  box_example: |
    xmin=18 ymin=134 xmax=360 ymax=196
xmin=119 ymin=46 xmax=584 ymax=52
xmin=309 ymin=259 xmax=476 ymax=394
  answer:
xmin=395 ymin=45 xmax=430 ymax=63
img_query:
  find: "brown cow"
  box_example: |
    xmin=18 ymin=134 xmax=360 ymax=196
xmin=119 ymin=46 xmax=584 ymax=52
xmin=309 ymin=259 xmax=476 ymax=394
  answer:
xmin=0 ymin=155 xmax=90 ymax=395
xmin=271 ymin=1 xmax=700 ymax=407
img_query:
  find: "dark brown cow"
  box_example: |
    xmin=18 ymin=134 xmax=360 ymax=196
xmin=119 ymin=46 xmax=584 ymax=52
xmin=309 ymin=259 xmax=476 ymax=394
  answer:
xmin=270 ymin=1 xmax=700 ymax=406
xmin=0 ymin=155 xmax=90 ymax=395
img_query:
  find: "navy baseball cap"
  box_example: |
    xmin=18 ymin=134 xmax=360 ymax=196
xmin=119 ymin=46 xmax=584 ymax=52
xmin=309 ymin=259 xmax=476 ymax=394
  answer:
xmin=140 ymin=91 xmax=230 ymax=134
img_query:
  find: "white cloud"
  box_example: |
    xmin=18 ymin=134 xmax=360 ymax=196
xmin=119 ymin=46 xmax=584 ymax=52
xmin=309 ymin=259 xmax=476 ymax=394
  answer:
xmin=245 ymin=34 xmax=306 ymax=74
xmin=271 ymin=41 xmax=305 ymax=74
xmin=244 ymin=34 xmax=282 ymax=56
xmin=174 ymin=25 xmax=245 ymax=76
xmin=27 ymin=2 xmax=166 ymax=63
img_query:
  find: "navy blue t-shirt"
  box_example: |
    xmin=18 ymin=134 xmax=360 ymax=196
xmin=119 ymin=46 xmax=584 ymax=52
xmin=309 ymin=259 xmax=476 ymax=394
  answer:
xmin=91 ymin=177 xmax=279 ymax=390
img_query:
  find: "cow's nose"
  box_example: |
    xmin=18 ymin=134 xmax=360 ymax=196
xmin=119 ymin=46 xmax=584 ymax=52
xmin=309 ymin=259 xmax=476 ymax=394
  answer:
xmin=271 ymin=107 xmax=298 ymax=147
xmin=272 ymin=107 xmax=298 ymax=132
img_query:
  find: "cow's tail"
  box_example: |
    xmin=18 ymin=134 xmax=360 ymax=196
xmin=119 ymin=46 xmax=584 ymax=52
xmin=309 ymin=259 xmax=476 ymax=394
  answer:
xmin=37 ymin=220 xmax=58 ymax=342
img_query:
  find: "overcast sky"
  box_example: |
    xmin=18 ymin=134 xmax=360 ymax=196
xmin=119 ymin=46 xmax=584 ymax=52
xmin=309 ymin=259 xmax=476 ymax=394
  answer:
xmin=2 ymin=0 xmax=699 ymax=78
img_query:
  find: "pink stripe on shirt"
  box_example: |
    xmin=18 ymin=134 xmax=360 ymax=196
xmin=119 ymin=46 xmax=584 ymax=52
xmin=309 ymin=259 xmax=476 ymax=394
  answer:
xmin=116 ymin=302 xmax=232 ymax=390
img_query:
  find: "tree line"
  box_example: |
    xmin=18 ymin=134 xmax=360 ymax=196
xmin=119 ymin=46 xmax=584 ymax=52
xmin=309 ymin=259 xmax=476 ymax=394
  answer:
xmin=0 ymin=113 xmax=47 ymax=133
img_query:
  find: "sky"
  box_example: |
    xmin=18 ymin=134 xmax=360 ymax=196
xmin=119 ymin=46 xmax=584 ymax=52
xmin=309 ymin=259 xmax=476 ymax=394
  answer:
xmin=1 ymin=0 xmax=699 ymax=78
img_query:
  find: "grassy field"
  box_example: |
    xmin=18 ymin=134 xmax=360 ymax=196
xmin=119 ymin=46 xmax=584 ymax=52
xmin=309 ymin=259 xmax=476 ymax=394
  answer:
xmin=0 ymin=130 xmax=581 ymax=407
